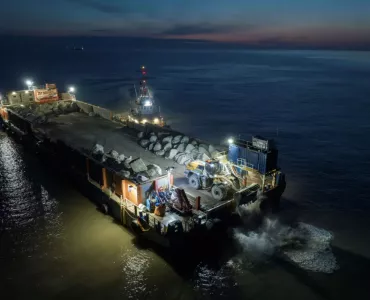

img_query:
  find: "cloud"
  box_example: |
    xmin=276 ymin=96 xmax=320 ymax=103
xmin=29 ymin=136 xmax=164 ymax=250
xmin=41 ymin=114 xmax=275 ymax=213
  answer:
xmin=255 ymin=35 xmax=308 ymax=46
xmin=161 ymin=23 xmax=250 ymax=36
xmin=65 ymin=0 xmax=127 ymax=15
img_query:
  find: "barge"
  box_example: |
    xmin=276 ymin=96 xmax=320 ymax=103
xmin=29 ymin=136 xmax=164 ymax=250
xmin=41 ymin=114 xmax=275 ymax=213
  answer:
xmin=0 ymin=75 xmax=286 ymax=248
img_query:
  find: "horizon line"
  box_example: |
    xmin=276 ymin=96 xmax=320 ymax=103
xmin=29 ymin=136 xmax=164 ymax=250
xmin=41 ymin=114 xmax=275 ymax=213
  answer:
xmin=1 ymin=34 xmax=370 ymax=51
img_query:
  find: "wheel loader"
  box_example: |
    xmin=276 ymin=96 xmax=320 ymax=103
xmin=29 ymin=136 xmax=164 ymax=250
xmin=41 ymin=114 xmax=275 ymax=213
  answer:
xmin=184 ymin=159 xmax=240 ymax=201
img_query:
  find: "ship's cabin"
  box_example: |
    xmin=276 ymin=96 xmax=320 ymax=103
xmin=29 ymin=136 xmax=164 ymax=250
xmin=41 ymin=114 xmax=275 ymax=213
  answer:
xmin=135 ymin=94 xmax=155 ymax=115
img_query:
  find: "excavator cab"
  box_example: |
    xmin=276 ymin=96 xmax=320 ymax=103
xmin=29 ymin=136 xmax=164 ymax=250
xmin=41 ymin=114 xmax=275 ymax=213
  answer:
xmin=185 ymin=159 xmax=236 ymax=201
xmin=185 ymin=160 xmax=205 ymax=175
xmin=204 ymin=160 xmax=222 ymax=177
xmin=184 ymin=160 xmax=207 ymax=190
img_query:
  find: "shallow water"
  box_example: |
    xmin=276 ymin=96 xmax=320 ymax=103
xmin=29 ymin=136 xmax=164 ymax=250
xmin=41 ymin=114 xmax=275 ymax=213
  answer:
xmin=1 ymin=41 xmax=370 ymax=299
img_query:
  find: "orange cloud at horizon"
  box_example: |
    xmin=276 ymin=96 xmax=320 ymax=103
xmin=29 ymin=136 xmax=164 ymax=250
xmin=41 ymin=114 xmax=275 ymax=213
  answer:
xmin=161 ymin=26 xmax=370 ymax=48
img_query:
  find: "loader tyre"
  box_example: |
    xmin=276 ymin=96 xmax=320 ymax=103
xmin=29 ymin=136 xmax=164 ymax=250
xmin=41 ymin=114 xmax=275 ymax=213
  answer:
xmin=211 ymin=184 xmax=227 ymax=201
xmin=188 ymin=174 xmax=201 ymax=189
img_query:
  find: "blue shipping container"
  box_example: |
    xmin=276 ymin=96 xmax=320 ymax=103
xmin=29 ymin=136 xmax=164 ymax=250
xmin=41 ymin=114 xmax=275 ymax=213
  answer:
xmin=228 ymin=144 xmax=239 ymax=164
xmin=229 ymin=145 xmax=277 ymax=175
xmin=258 ymin=152 xmax=267 ymax=174
xmin=238 ymin=147 xmax=248 ymax=165
xmin=248 ymin=149 xmax=260 ymax=170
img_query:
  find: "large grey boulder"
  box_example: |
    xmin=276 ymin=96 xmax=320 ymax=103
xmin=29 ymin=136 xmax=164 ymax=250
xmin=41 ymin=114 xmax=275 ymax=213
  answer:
xmin=209 ymin=144 xmax=216 ymax=154
xmin=52 ymin=106 xmax=61 ymax=115
xmin=123 ymin=157 xmax=133 ymax=169
xmin=177 ymin=143 xmax=186 ymax=152
xmin=198 ymin=145 xmax=210 ymax=156
xmin=118 ymin=154 xmax=126 ymax=163
xmin=66 ymin=102 xmax=75 ymax=113
xmin=162 ymin=136 xmax=173 ymax=144
xmin=165 ymin=149 xmax=178 ymax=160
xmin=149 ymin=135 xmax=158 ymax=143
xmin=176 ymin=153 xmax=193 ymax=165
xmin=163 ymin=142 xmax=172 ymax=152
xmin=191 ymin=140 xmax=198 ymax=146
xmin=153 ymin=142 xmax=162 ymax=151
xmin=146 ymin=168 xmax=157 ymax=178
xmin=174 ymin=152 xmax=183 ymax=161
xmin=56 ymin=103 xmax=64 ymax=113
xmin=108 ymin=150 xmax=119 ymax=160
xmin=119 ymin=170 xmax=131 ymax=178
xmin=137 ymin=132 xmax=144 ymax=139
xmin=130 ymin=158 xmax=147 ymax=173
xmin=181 ymin=136 xmax=190 ymax=144
xmin=173 ymin=135 xmax=183 ymax=144
xmin=140 ymin=139 xmax=150 ymax=148
xmin=175 ymin=153 xmax=186 ymax=164
xmin=185 ymin=144 xmax=195 ymax=153
xmin=211 ymin=151 xmax=221 ymax=159
xmin=148 ymin=143 xmax=154 ymax=151
xmin=155 ymin=150 xmax=165 ymax=156
xmin=60 ymin=102 xmax=67 ymax=113
xmin=190 ymin=148 xmax=200 ymax=159
xmin=147 ymin=164 xmax=162 ymax=176
xmin=92 ymin=144 xmax=104 ymax=155
xmin=69 ymin=102 xmax=77 ymax=112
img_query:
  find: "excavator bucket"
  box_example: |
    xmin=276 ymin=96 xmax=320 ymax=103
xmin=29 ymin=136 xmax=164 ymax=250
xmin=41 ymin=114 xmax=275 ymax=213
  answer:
xmin=233 ymin=183 xmax=260 ymax=206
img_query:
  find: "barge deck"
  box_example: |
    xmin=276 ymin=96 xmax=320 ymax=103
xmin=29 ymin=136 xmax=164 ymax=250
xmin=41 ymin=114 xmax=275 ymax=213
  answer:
xmin=34 ymin=111 xmax=230 ymax=212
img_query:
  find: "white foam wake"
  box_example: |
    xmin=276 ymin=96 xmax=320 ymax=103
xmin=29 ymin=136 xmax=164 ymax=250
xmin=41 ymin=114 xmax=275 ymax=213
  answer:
xmin=233 ymin=218 xmax=339 ymax=273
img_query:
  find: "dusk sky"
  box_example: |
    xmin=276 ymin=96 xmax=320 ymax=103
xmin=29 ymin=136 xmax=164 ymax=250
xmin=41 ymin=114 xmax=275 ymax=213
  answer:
xmin=1 ymin=0 xmax=370 ymax=48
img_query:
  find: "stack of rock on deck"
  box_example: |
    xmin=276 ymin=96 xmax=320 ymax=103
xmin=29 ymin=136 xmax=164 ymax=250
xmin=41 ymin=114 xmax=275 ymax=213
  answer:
xmin=27 ymin=104 xmax=232 ymax=214
xmin=2 ymin=101 xmax=236 ymax=222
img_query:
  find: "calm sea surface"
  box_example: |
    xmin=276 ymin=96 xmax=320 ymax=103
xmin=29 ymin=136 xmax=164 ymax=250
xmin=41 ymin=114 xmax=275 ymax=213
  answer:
xmin=1 ymin=39 xmax=370 ymax=299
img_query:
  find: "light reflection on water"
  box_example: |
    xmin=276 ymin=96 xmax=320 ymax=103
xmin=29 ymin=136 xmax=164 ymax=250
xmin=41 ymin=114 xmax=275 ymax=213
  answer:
xmin=120 ymin=248 xmax=156 ymax=299
xmin=193 ymin=262 xmax=239 ymax=299
xmin=0 ymin=135 xmax=63 ymax=258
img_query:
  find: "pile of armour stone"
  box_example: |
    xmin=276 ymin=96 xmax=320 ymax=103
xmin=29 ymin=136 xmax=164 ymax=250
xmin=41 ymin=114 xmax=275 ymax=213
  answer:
xmin=91 ymin=143 xmax=162 ymax=182
xmin=137 ymin=131 xmax=221 ymax=165
xmin=12 ymin=101 xmax=79 ymax=125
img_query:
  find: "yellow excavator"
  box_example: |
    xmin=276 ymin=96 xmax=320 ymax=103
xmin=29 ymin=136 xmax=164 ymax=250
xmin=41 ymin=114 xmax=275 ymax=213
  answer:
xmin=184 ymin=159 xmax=241 ymax=201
